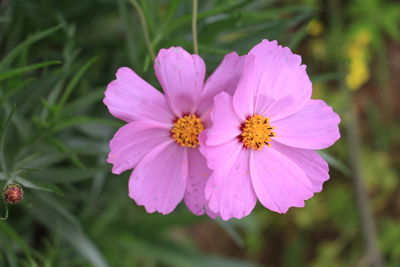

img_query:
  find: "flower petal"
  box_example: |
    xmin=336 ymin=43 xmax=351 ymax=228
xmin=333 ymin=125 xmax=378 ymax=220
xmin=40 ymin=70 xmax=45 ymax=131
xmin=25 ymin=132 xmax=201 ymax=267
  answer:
xmin=104 ymin=67 xmax=174 ymax=124
xmin=107 ymin=121 xmax=171 ymax=175
xmin=272 ymin=99 xmax=341 ymax=149
xmin=271 ymin=141 xmax=329 ymax=193
xmin=199 ymin=130 xmax=242 ymax=172
xmin=250 ymin=40 xmax=312 ymax=120
xmin=154 ymin=47 xmax=206 ymax=117
xmin=206 ymin=92 xmax=242 ymax=146
xmin=202 ymin=140 xmax=257 ymax=220
xmin=232 ymin=54 xmax=256 ymax=120
xmin=129 ymin=141 xmax=188 ymax=214
xmin=184 ymin=148 xmax=214 ymax=216
xmin=197 ymin=52 xmax=245 ymax=118
xmin=233 ymin=40 xmax=312 ymax=121
xmin=250 ymin=147 xmax=314 ymax=214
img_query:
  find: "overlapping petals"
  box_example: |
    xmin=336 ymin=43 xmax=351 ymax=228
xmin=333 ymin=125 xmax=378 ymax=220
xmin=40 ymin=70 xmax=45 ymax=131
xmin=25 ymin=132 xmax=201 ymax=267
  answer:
xmin=272 ymin=99 xmax=341 ymax=149
xmin=200 ymin=132 xmax=257 ymax=220
xmin=250 ymin=148 xmax=313 ymax=213
xmin=184 ymin=149 xmax=217 ymax=217
xmin=233 ymin=40 xmax=312 ymax=121
xmin=201 ymin=39 xmax=340 ymax=220
xmin=129 ymin=142 xmax=187 ymax=214
xmin=197 ymin=52 xmax=244 ymax=119
xmin=155 ymin=47 xmax=206 ymax=116
xmin=270 ymin=141 xmax=329 ymax=193
xmin=104 ymin=46 xmax=245 ymax=217
xmin=107 ymin=121 xmax=171 ymax=174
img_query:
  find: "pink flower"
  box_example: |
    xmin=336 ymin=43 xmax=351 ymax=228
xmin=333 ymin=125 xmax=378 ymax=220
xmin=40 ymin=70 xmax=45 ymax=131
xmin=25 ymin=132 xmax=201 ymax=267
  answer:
xmin=104 ymin=47 xmax=244 ymax=215
xmin=199 ymin=40 xmax=341 ymax=220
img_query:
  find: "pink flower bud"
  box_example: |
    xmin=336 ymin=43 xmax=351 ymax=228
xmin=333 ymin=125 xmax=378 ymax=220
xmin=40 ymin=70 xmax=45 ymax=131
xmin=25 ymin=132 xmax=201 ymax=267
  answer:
xmin=3 ymin=184 xmax=24 ymax=204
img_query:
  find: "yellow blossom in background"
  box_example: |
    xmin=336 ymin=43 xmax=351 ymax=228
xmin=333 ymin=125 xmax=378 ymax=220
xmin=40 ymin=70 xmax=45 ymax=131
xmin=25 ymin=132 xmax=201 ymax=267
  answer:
xmin=307 ymin=19 xmax=326 ymax=60
xmin=307 ymin=19 xmax=324 ymax=36
xmin=310 ymin=38 xmax=327 ymax=59
xmin=345 ymin=29 xmax=371 ymax=90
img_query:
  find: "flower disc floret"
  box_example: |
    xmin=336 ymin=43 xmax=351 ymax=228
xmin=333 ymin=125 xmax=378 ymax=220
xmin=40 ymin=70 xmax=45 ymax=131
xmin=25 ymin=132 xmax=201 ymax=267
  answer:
xmin=172 ymin=114 xmax=204 ymax=148
xmin=241 ymin=114 xmax=275 ymax=150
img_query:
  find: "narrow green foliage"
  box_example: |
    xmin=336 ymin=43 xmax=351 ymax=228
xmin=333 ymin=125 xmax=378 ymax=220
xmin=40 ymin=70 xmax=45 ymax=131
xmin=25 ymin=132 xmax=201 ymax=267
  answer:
xmin=0 ymin=106 xmax=16 ymax=173
xmin=15 ymin=176 xmax=63 ymax=196
xmin=0 ymin=25 xmax=62 ymax=71
xmin=54 ymin=57 xmax=98 ymax=120
xmin=0 ymin=61 xmax=61 ymax=82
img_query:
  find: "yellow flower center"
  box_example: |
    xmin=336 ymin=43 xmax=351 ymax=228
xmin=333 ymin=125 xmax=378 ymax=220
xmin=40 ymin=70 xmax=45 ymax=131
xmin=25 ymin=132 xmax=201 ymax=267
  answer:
xmin=241 ymin=114 xmax=275 ymax=150
xmin=171 ymin=114 xmax=204 ymax=148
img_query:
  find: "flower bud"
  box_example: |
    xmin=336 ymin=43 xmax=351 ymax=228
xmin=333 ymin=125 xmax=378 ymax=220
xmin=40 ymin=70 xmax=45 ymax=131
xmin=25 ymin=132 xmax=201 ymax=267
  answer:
xmin=3 ymin=184 xmax=24 ymax=204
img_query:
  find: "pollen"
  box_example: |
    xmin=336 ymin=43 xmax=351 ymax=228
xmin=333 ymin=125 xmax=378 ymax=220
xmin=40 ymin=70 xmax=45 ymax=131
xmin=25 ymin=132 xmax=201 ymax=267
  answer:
xmin=241 ymin=114 xmax=275 ymax=150
xmin=171 ymin=114 xmax=204 ymax=148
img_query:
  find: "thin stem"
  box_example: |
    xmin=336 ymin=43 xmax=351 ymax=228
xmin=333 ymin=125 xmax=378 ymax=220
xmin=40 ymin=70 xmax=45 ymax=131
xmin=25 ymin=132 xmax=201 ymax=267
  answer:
xmin=0 ymin=105 xmax=16 ymax=173
xmin=343 ymin=81 xmax=384 ymax=267
xmin=0 ymin=202 xmax=8 ymax=221
xmin=192 ymin=0 xmax=199 ymax=54
xmin=129 ymin=0 xmax=155 ymax=62
xmin=328 ymin=0 xmax=384 ymax=265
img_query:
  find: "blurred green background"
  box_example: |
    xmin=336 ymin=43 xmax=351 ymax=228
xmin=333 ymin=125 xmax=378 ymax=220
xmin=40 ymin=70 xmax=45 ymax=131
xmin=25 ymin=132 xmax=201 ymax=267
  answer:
xmin=0 ymin=0 xmax=399 ymax=266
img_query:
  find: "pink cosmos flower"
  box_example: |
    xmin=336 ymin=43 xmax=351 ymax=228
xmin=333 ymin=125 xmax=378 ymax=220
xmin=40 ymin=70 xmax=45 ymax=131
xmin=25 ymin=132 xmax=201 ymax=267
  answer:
xmin=199 ymin=40 xmax=341 ymax=220
xmin=104 ymin=47 xmax=244 ymax=215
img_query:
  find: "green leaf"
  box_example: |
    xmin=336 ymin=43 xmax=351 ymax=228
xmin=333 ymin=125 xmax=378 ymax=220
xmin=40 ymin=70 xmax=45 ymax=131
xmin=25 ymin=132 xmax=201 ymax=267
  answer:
xmin=0 ymin=61 xmax=61 ymax=82
xmin=0 ymin=106 xmax=16 ymax=172
xmin=216 ymin=219 xmax=244 ymax=248
xmin=117 ymin=234 xmax=256 ymax=267
xmin=0 ymin=221 xmax=33 ymax=261
xmin=51 ymin=116 xmax=119 ymax=133
xmin=29 ymin=167 xmax=101 ymax=183
xmin=0 ymin=25 xmax=61 ymax=71
xmin=15 ymin=176 xmax=64 ymax=196
xmin=61 ymin=89 xmax=104 ymax=117
xmin=31 ymin=194 xmax=109 ymax=267
xmin=318 ymin=151 xmax=351 ymax=176
xmin=46 ymin=137 xmax=85 ymax=169
xmin=311 ymin=72 xmax=342 ymax=83
xmin=54 ymin=57 xmax=97 ymax=119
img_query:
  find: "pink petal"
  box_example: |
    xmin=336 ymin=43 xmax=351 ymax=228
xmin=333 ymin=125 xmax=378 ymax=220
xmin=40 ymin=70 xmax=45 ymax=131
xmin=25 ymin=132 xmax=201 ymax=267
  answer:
xmin=250 ymin=148 xmax=314 ymax=214
xmin=104 ymin=67 xmax=174 ymax=124
xmin=233 ymin=40 xmax=312 ymax=121
xmin=197 ymin=52 xmax=245 ymax=118
xmin=272 ymin=99 xmax=341 ymax=149
xmin=206 ymin=92 xmax=242 ymax=146
xmin=232 ymin=54 xmax=256 ymax=120
xmin=107 ymin=121 xmax=171 ymax=175
xmin=202 ymin=140 xmax=257 ymax=220
xmin=129 ymin=141 xmax=188 ymax=214
xmin=271 ymin=141 xmax=329 ymax=193
xmin=184 ymin=148 xmax=214 ymax=216
xmin=199 ymin=130 xmax=243 ymax=172
xmin=154 ymin=47 xmax=206 ymax=117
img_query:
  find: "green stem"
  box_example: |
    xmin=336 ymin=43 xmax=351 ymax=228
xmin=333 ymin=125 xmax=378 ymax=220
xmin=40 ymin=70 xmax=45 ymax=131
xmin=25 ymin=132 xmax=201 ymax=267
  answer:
xmin=192 ymin=0 xmax=199 ymax=54
xmin=129 ymin=0 xmax=155 ymax=61
xmin=0 ymin=201 xmax=8 ymax=221
xmin=0 ymin=105 xmax=16 ymax=173
xmin=328 ymin=0 xmax=384 ymax=265
xmin=342 ymin=77 xmax=384 ymax=267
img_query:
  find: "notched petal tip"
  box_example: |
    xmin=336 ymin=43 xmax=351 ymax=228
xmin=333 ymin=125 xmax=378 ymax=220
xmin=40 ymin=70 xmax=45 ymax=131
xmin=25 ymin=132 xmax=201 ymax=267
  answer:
xmin=115 ymin=66 xmax=135 ymax=79
xmin=154 ymin=46 xmax=206 ymax=117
